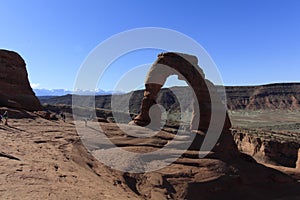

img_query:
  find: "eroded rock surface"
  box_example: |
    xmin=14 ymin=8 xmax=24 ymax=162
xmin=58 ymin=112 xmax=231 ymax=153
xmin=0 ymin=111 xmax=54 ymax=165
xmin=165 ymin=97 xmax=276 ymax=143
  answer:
xmin=233 ymin=129 xmax=300 ymax=168
xmin=0 ymin=114 xmax=299 ymax=199
xmin=0 ymin=49 xmax=42 ymax=111
xmin=131 ymin=52 xmax=238 ymax=159
xmin=226 ymin=83 xmax=300 ymax=110
xmin=83 ymin=122 xmax=300 ymax=200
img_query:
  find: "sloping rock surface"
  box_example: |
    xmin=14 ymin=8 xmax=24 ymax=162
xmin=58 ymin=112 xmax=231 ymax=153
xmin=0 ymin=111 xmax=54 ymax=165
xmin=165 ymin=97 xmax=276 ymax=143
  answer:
xmin=0 ymin=115 xmax=299 ymax=199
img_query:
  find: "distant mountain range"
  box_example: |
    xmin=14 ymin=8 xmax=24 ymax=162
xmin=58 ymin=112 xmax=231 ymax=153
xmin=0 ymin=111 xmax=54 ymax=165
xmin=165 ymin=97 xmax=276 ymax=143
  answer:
xmin=39 ymin=83 xmax=300 ymax=111
xmin=33 ymin=89 xmax=124 ymax=96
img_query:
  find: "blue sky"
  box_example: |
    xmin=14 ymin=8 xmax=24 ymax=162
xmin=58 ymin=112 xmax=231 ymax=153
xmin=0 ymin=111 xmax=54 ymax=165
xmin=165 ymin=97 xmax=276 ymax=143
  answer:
xmin=0 ymin=0 xmax=299 ymax=91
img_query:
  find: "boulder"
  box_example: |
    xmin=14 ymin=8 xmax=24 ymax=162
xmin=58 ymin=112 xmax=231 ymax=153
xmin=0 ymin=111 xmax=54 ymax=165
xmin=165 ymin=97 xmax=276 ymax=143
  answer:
xmin=34 ymin=110 xmax=51 ymax=120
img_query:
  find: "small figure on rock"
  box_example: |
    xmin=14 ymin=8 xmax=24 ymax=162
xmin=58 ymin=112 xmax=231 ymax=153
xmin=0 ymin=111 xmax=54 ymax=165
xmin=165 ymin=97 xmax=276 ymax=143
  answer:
xmin=3 ymin=110 xmax=8 ymax=125
xmin=60 ymin=112 xmax=66 ymax=122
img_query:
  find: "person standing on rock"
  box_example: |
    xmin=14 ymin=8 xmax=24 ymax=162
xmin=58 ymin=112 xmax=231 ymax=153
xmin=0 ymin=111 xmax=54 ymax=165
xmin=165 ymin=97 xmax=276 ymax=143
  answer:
xmin=3 ymin=110 xmax=8 ymax=125
xmin=60 ymin=112 xmax=66 ymax=122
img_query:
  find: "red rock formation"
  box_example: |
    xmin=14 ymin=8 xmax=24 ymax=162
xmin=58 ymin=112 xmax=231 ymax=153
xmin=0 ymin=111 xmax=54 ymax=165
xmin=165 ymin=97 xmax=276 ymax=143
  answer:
xmin=226 ymin=83 xmax=300 ymax=110
xmin=91 ymin=123 xmax=300 ymax=199
xmin=0 ymin=49 xmax=42 ymax=111
xmin=233 ymin=129 xmax=300 ymax=168
xmin=132 ymin=52 xmax=238 ymax=158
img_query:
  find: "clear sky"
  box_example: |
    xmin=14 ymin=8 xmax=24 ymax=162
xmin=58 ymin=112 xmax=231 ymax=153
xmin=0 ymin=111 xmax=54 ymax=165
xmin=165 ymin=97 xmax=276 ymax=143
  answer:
xmin=1 ymin=0 xmax=299 ymax=91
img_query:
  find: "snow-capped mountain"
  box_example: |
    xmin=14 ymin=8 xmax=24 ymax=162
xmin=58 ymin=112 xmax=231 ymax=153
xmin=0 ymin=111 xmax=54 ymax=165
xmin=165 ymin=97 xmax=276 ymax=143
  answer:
xmin=33 ymin=89 xmax=124 ymax=96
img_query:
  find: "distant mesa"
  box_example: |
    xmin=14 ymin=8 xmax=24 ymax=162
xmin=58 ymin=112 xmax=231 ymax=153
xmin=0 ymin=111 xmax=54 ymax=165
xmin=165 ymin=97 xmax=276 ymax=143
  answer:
xmin=0 ymin=49 xmax=42 ymax=111
xmin=226 ymin=83 xmax=300 ymax=110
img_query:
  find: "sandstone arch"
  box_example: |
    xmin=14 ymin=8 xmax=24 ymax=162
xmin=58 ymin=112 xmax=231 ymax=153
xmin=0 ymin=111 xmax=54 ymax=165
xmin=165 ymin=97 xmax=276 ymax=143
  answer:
xmin=133 ymin=52 xmax=238 ymax=155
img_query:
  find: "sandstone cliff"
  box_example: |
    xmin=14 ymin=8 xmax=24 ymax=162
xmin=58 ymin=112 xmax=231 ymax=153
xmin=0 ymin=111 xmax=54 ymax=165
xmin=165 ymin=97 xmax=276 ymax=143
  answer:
xmin=232 ymin=128 xmax=300 ymax=168
xmin=226 ymin=83 xmax=300 ymax=110
xmin=0 ymin=49 xmax=42 ymax=111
